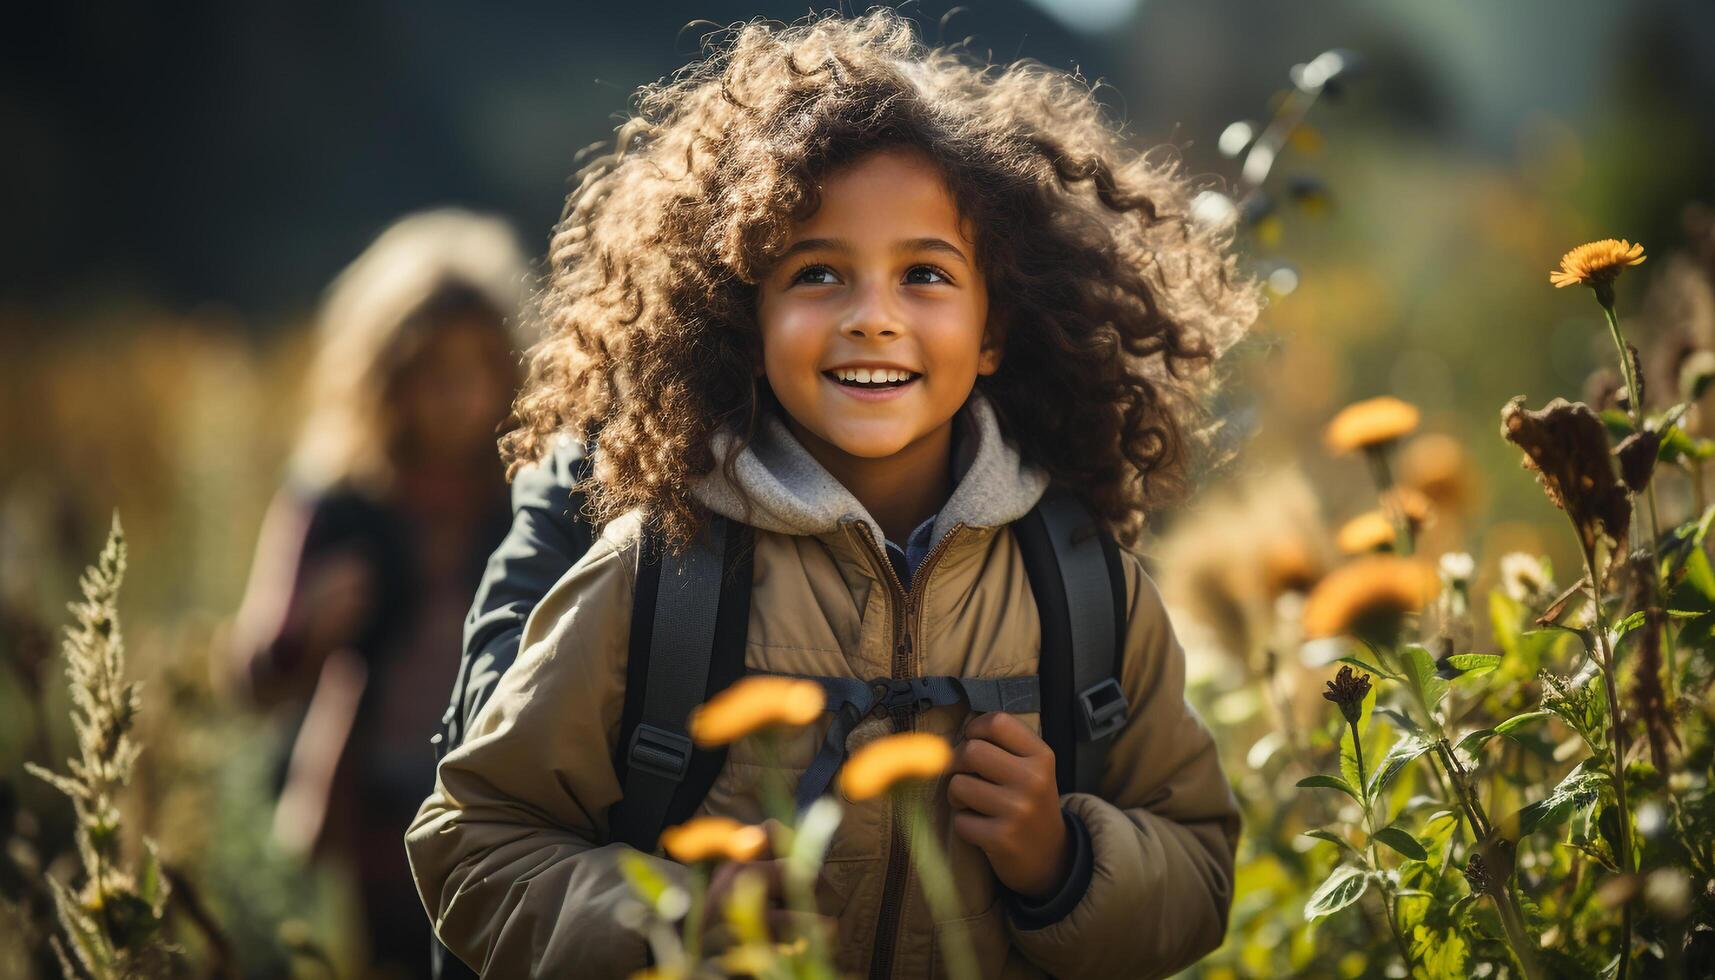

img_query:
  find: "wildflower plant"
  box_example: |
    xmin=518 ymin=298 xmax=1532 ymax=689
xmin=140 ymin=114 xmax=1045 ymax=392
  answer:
xmin=1213 ymin=235 xmax=1715 ymax=978
xmin=24 ymin=515 xmax=178 ymax=979
xmin=617 ymin=681 xmax=975 ymax=980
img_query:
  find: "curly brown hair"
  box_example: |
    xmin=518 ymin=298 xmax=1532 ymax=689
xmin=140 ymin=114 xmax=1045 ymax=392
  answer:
xmin=502 ymin=10 xmax=1258 ymax=548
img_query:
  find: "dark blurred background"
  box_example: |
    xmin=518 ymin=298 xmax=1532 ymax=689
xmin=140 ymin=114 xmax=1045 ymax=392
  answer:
xmin=4 ymin=1 xmax=1715 ymax=976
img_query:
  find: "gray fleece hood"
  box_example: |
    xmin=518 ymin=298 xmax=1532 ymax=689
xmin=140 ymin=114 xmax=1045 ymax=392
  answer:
xmin=690 ymin=392 xmax=1050 ymax=551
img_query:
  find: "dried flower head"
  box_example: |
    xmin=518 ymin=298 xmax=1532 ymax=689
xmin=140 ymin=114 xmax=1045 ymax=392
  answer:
xmin=1499 ymin=396 xmax=1631 ymax=555
xmin=1336 ymin=511 xmax=1397 ymax=554
xmin=1325 ymin=396 xmax=1420 ymax=454
xmin=1463 ymin=853 xmax=1495 ymax=896
xmin=690 ymin=676 xmax=826 ymax=747
xmin=1550 ymin=239 xmax=1645 ymax=290
xmin=659 ymin=816 xmax=770 ymax=864
xmin=1613 ymin=429 xmax=1661 ymax=494
xmin=838 ymin=732 xmax=953 ymax=802
xmin=1321 ymin=665 xmax=1371 ymax=726
xmin=1301 ymin=555 xmax=1438 ymax=640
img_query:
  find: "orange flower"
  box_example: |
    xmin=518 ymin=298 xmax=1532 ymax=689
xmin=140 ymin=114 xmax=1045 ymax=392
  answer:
xmin=659 ymin=816 xmax=770 ymax=864
xmin=1399 ymin=434 xmax=1473 ymax=513
xmin=1301 ymin=556 xmax=1438 ymax=640
xmin=1335 ymin=511 xmax=1397 ymax=554
xmin=1262 ymin=538 xmax=1321 ymax=598
xmin=838 ymin=732 xmax=953 ymax=802
xmin=1550 ymin=239 xmax=1645 ymax=289
xmin=1381 ymin=486 xmax=1433 ymax=526
xmin=1325 ymin=397 xmax=1420 ymax=454
xmin=689 ymin=676 xmax=826 ymax=747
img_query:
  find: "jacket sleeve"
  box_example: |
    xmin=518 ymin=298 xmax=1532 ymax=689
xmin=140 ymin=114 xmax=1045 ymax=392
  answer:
xmin=407 ymin=521 xmax=680 ymax=977
xmin=1007 ymin=549 xmax=1241 ymax=979
xmin=446 ymin=437 xmax=594 ymax=748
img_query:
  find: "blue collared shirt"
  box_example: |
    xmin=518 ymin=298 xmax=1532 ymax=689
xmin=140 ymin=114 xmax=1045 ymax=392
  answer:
xmin=883 ymin=513 xmax=939 ymax=590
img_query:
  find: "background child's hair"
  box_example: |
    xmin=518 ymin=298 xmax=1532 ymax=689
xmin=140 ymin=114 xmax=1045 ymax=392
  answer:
xmin=294 ymin=209 xmax=528 ymax=493
xmin=504 ymin=11 xmax=1260 ymax=547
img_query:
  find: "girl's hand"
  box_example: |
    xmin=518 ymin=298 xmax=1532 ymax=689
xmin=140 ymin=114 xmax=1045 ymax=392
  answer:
xmin=947 ymin=712 xmax=1071 ymax=899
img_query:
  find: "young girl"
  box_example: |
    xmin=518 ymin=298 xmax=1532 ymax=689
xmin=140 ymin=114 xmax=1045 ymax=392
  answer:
xmin=408 ymin=13 xmax=1256 ymax=978
xmin=230 ymin=209 xmax=524 ymax=973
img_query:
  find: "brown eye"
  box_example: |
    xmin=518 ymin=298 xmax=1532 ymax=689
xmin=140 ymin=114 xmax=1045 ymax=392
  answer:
xmin=792 ymin=264 xmax=838 ymax=286
xmin=904 ymin=265 xmax=951 ymax=285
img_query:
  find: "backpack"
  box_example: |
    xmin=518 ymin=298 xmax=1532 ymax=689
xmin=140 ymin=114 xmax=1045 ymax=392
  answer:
xmin=432 ymin=463 xmax=1127 ymax=978
xmin=606 ymin=488 xmax=1130 ymax=854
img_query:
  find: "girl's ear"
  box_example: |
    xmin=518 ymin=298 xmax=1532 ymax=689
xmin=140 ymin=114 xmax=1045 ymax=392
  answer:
xmin=977 ymin=319 xmax=1005 ymax=376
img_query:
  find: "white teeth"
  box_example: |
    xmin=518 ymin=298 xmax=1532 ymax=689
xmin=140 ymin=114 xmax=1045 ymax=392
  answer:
xmin=831 ymin=368 xmax=917 ymax=384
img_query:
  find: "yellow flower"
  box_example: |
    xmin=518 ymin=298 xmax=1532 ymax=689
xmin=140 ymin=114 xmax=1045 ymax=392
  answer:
xmin=689 ymin=676 xmax=826 ymax=747
xmin=1301 ymin=556 xmax=1438 ymax=639
xmin=1261 ymin=538 xmax=1321 ymax=598
xmin=1550 ymin=238 xmax=1645 ymax=289
xmin=1324 ymin=397 xmax=1420 ymax=454
xmin=1399 ymin=434 xmax=1474 ymax=514
xmin=1381 ymin=486 xmax=1433 ymax=526
xmin=1335 ymin=511 xmax=1396 ymax=554
xmin=838 ymin=732 xmax=953 ymax=802
xmin=658 ymin=816 xmax=770 ymax=864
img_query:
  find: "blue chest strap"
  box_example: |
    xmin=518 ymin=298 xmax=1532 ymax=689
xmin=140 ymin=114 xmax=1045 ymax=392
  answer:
xmin=789 ymin=674 xmax=1041 ymax=809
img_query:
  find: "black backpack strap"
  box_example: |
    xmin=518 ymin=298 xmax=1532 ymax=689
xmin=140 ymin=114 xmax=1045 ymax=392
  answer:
xmin=1016 ymin=490 xmax=1129 ymax=795
xmin=610 ymin=516 xmax=752 ymax=853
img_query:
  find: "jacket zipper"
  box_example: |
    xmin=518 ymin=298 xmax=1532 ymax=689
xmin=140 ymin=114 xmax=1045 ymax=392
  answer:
xmin=845 ymin=520 xmax=968 ymax=980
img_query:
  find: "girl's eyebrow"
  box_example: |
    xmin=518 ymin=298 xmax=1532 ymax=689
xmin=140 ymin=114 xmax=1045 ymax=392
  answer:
xmin=776 ymin=237 xmax=970 ymax=264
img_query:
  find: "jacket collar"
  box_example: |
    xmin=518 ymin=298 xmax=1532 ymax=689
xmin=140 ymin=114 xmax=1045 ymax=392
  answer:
xmin=690 ymin=391 xmax=1050 ymax=552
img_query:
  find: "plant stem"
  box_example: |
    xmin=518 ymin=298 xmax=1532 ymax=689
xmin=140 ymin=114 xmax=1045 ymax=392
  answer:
xmin=905 ymin=795 xmax=978 ymax=980
xmin=684 ymin=864 xmax=709 ymax=965
xmin=1604 ymin=296 xmax=1677 ymax=717
xmin=1351 ymin=722 xmax=1413 ymax=972
xmin=1363 ymin=447 xmax=1415 ymax=555
xmin=1582 ymin=544 xmax=1637 ymax=978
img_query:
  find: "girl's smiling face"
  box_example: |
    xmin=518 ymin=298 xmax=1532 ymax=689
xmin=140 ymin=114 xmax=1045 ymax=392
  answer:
xmin=757 ymin=148 xmax=1000 ymax=464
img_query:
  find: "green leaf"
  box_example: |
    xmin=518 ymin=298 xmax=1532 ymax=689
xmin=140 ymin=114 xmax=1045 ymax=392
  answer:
xmin=1374 ymin=705 xmax=1421 ymax=733
xmin=1685 ymin=546 xmax=1715 ymax=603
xmin=1614 ymin=609 xmax=1647 ymax=638
xmin=1494 ymin=710 xmax=1552 ymax=735
xmin=1445 ymin=653 xmax=1501 ymax=677
xmin=1302 ymin=829 xmax=1365 ymax=860
xmin=1517 ymin=762 xmax=1605 ymax=836
xmin=1455 ymin=728 xmax=1495 ymax=764
xmin=1305 ymin=864 xmax=1371 ymax=922
xmin=1373 ymin=826 xmax=1429 ymax=861
xmin=1297 ymin=774 xmax=1363 ymax=803
xmin=1337 ymin=655 xmax=1399 ymax=681
xmin=1489 ymin=590 xmax=1525 ymax=656
xmin=1368 ymin=732 xmax=1434 ymax=798
xmin=1400 ymin=645 xmax=1449 ymax=717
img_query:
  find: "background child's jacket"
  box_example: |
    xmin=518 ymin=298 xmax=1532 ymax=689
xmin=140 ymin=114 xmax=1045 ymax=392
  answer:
xmin=406 ymin=394 xmax=1241 ymax=978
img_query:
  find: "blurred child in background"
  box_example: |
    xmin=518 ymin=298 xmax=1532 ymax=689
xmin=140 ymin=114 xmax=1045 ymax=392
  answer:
xmin=229 ymin=209 xmax=526 ymax=976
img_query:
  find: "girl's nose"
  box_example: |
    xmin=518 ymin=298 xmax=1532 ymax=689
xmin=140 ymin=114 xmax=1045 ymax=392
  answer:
xmin=840 ymin=284 xmax=903 ymax=340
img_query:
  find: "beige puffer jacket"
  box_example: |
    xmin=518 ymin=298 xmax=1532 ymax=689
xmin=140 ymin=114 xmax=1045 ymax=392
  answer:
xmin=406 ymin=394 xmax=1240 ymax=978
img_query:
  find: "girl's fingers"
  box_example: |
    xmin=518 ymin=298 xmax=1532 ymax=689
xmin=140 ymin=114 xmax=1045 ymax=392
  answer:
xmin=950 ymin=809 xmax=1005 ymax=851
xmin=950 ymin=736 xmax=1024 ymax=785
xmin=946 ymin=771 xmax=1021 ymax=818
xmin=964 ymin=711 xmax=1051 ymax=758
